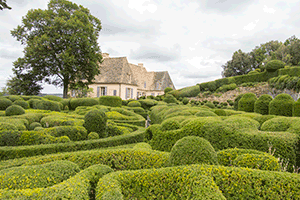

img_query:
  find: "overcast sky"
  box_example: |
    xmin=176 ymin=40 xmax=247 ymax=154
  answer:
xmin=1 ymin=0 xmax=300 ymax=93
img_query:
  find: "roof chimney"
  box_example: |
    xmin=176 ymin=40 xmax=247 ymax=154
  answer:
xmin=102 ymin=53 xmax=110 ymax=59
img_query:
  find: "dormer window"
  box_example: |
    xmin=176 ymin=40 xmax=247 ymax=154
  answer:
xmin=156 ymin=82 xmax=159 ymax=89
xmin=144 ymin=81 xmax=146 ymax=88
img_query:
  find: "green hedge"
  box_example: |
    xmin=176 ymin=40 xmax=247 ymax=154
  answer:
xmin=96 ymin=167 xmax=225 ymax=200
xmin=0 ymin=127 xmax=145 ymax=161
xmin=265 ymin=60 xmax=285 ymax=72
xmin=99 ymin=96 xmax=122 ymax=107
xmin=138 ymin=99 xmax=156 ymax=110
xmin=42 ymin=126 xmax=88 ymax=141
xmin=216 ymin=83 xmax=237 ymax=93
xmin=40 ymin=115 xmax=84 ymax=128
xmin=269 ymin=93 xmax=294 ymax=116
xmin=293 ymin=98 xmax=300 ymax=117
xmin=74 ymin=105 xmax=110 ymax=115
xmin=0 ymin=164 xmax=112 ymax=200
xmin=69 ymin=98 xmax=99 ymax=110
xmin=36 ymin=100 xmax=61 ymax=111
xmin=5 ymin=105 xmax=25 ymax=116
xmin=260 ymin=117 xmax=300 ymax=132
xmin=0 ymin=98 xmax=12 ymax=110
xmin=234 ymin=94 xmax=244 ymax=110
xmin=12 ymin=100 xmax=29 ymax=109
xmin=0 ymin=160 xmax=79 ymax=190
xmin=223 ymin=116 xmax=260 ymax=131
xmin=84 ymin=109 xmax=107 ymax=137
xmin=254 ymin=94 xmax=273 ymax=115
xmin=238 ymin=92 xmax=257 ymax=112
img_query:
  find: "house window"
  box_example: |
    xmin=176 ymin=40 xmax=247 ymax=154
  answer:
xmin=157 ymin=93 xmax=160 ymax=96
xmin=100 ymin=87 xmax=107 ymax=96
xmin=151 ymin=93 xmax=154 ymax=96
xmin=126 ymin=87 xmax=131 ymax=99
xmin=113 ymin=90 xmax=117 ymax=96
xmin=144 ymin=81 xmax=146 ymax=88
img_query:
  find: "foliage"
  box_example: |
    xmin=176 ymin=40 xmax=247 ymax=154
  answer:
xmin=161 ymin=118 xmax=181 ymax=131
xmin=164 ymin=87 xmax=173 ymax=94
xmin=83 ymin=109 xmax=107 ymax=137
xmin=138 ymin=99 xmax=156 ymax=110
xmin=238 ymin=92 xmax=257 ymax=112
xmin=88 ymin=132 xmax=99 ymax=140
xmin=5 ymin=105 xmax=25 ymax=116
xmin=42 ymin=125 xmax=87 ymax=141
xmin=169 ymin=136 xmax=218 ymax=166
xmin=182 ymin=97 xmax=189 ymax=105
xmin=253 ymin=115 xmax=277 ymax=127
xmin=127 ymin=100 xmax=141 ymax=107
xmin=234 ymin=93 xmax=244 ymax=110
xmin=163 ymin=94 xmax=178 ymax=104
xmin=269 ymin=93 xmax=294 ymax=116
xmin=36 ymin=100 xmax=61 ymax=111
xmin=0 ymin=98 xmax=12 ymax=110
xmin=223 ymin=116 xmax=260 ymax=132
xmin=0 ymin=130 xmax=20 ymax=146
xmin=0 ymin=0 xmax=11 ymax=10
xmin=265 ymin=60 xmax=285 ymax=72
xmin=195 ymin=110 xmax=218 ymax=117
xmin=260 ymin=117 xmax=300 ymax=132
xmin=13 ymin=100 xmax=29 ymax=109
xmin=29 ymin=122 xmax=42 ymax=130
xmin=69 ymin=98 xmax=99 ymax=110
xmin=254 ymin=94 xmax=273 ymax=115
xmin=293 ymin=98 xmax=300 ymax=117
xmin=5 ymin=75 xmax=43 ymax=95
xmin=204 ymin=101 xmax=215 ymax=108
xmin=99 ymin=96 xmax=122 ymax=107
xmin=40 ymin=115 xmax=84 ymax=128
xmin=11 ymin=0 xmax=102 ymax=98
xmin=216 ymin=83 xmax=237 ymax=93
xmin=42 ymin=95 xmax=63 ymax=102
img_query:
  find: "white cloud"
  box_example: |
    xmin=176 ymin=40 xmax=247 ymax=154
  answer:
xmin=263 ymin=5 xmax=276 ymax=14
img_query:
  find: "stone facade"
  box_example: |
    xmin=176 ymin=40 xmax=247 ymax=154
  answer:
xmin=87 ymin=53 xmax=175 ymax=100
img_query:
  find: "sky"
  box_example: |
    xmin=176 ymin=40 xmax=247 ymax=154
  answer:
xmin=1 ymin=0 xmax=300 ymax=94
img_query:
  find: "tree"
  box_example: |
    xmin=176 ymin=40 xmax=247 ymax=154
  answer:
xmin=0 ymin=0 xmax=11 ymax=10
xmin=6 ymin=74 xmax=43 ymax=95
xmin=11 ymin=0 xmax=102 ymax=98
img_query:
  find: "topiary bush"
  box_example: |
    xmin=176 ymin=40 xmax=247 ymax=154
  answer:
xmin=213 ymin=109 xmax=227 ymax=116
xmin=43 ymin=95 xmax=63 ymax=102
xmin=161 ymin=118 xmax=181 ymax=131
xmin=0 ymin=130 xmax=20 ymax=146
xmin=182 ymin=97 xmax=189 ymax=105
xmin=233 ymin=153 xmax=280 ymax=171
xmin=223 ymin=116 xmax=260 ymax=132
xmin=0 ymin=122 xmax=18 ymax=131
xmin=5 ymin=105 xmax=25 ymax=116
xmin=69 ymin=98 xmax=99 ymax=110
xmin=13 ymin=100 xmax=29 ymax=109
xmin=269 ymin=93 xmax=294 ymax=116
xmin=253 ymin=115 xmax=277 ymax=127
xmin=265 ymin=60 xmax=285 ymax=72
xmin=195 ymin=110 xmax=218 ymax=117
xmin=5 ymin=95 xmax=23 ymax=102
xmin=138 ymin=99 xmax=156 ymax=110
xmin=88 ymin=132 xmax=100 ymax=140
xmin=99 ymin=96 xmax=122 ymax=107
xmin=169 ymin=136 xmax=218 ymax=166
xmin=238 ymin=92 xmax=257 ymax=112
xmin=29 ymin=122 xmax=42 ymax=130
xmin=234 ymin=94 xmax=244 ymax=110
xmin=0 ymin=98 xmax=12 ymax=110
xmin=83 ymin=109 xmax=107 ymax=138
xmin=293 ymin=98 xmax=300 ymax=117
xmin=164 ymin=87 xmax=173 ymax=94
xmin=260 ymin=117 xmax=299 ymax=132
xmin=204 ymin=101 xmax=215 ymax=109
xmin=163 ymin=94 xmax=178 ymax=104
xmin=127 ymin=100 xmax=141 ymax=107
xmin=36 ymin=100 xmax=61 ymax=111
xmin=254 ymin=94 xmax=273 ymax=115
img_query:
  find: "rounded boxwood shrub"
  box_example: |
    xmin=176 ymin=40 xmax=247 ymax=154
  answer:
xmin=43 ymin=95 xmax=63 ymax=102
xmin=99 ymin=96 xmax=122 ymax=107
xmin=0 ymin=122 xmax=18 ymax=131
xmin=36 ymin=100 xmax=61 ymax=111
xmin=139 ymin=99 xmax=156 ymax=110
xmin=0 ymin=98 xmax=12 ymax=110
xmin=182 ymin=97 xmax=189 ymax=105
xmin=83 ymin=109 xmax=107 ymax=138
xmin=223 ymin=116 xmax=260 ymax=132
xmin=260 ymin=117 xmax=297 ymax=132
xmin=238 ymin=93 xmax=257 ymax=112
xmin=204 ymin=101 xmax=215 ymax=109
xmin=5 ymin=105 xmax=25 ymax=116
xmin=265 ymin=60 xmax=285 ymax=72
xmin=233 ymin=153 xmax=280 ymax=171
xmin=29 ymin=122 xmax=42 ymax=130
xmin=164 ymin=87 xmax=173 ymax=94
xmin=269 ymin=93 xmax=294 ymax=116
xmin=88 ymin=132 xmax=100 ymax=140
xmin=253 ymin=115 xmax=277 ymax=127
xmin=127 ymin=100 xmax=141 ymax=107
xmin=163 ymin=94 xmax=178 ymax=104
xmin=69 ymin=98 xmax=99 ymax=110
xmin=195 ymin=110 xmax=218 ymax=117
xmin=213 ymin=109 xmax=227 ymax=116
xmin=234 ymin=94 xmax=244 ymax=110
xmin=0 ymin=130 xmax=20 ymax=146
xmin=169 ymin=136 xmax=218 ymax=166
xmin=5 ymin=95 xmax=23 ymax=102
xmin=161 ymin=118 xmax=181 ymax=131
xmin=293 ymin=98 xmax=300 ymax=117
xmin=254 ymin=94 xmax=273 ymax=115
xmin=13 ymin=100 xmax=29 ymax=109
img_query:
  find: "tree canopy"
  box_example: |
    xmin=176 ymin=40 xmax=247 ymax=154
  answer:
xmin=11 ymin=0 xmax=102 ymax=98
xmin=0 ymin=0 xmax=11 ymax=10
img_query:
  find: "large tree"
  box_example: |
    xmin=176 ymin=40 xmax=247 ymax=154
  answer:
xmin=11 ymin=0 xmax=102 ymax=98
xmin=6 ymin=74 xmax=43 ymax=95
xmin=0 ymin=0 xmax=11 ymax=10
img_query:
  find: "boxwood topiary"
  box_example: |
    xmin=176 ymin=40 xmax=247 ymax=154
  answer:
xmin=253 ymin=115 xmax=277 ymax=127
xmin=269 ymin=93 xmax=294 ymax=116
xmin=88 ymin=132 xmax=99 ymax=140
xmin=13 ymin=100 xmax=29 ymax=109
xmin=213 ymin=109 xmax=227 ymax=116
xmin=161 ymin=118 xmax=181 ymax=131
xmin=0 ymin=98 xmax=12 ymax=110
xmin=254 ymin=94 xmax=273 ymax=115
xmin=0 ymin=122 xmax=18 ymax=131
xmin=260 ymin=117 xmax=300 ymax=132
xmin=29 ymin=122 xmax=42 ymax=130
xmin=127 ymin=100 xmax=141 ymax=107
xmin=83 ymin=109 xmax=107 ymax=138
xmin=169 ymin=136 xmax=218 ymax=166
xmin=99 ymin=96 xmax=122 ymax=107
xmin=5 ymin=105 xmax=25 ymax=116
xmin=238 ymin=92 xmax=257 ymax=112
xmin=0 ymin=130 xmax=20 ymax=146
xmin=195 ymin=110 xmax=218 ymax=117
xmin=265 ymin=60 xmax=285 ymax=72
xmin=36 ymin=100 xmax=61 ymax=111
xmin=204 ymin=101 xmax=215 ymax=109
xmin=69 ymin=98 xmax=99 ymax=110
xmin=234 ymin=94 xmax=244 ymax=110
xmin=163 ymin=94 xmax=178 ymax=104
xmin=293 ymin=98 xmax=300 ymax=117
xmin=182 ymin=97 xmax=189 ymax=105
xmin=5 ymin=95 xmax=23 ymax=102
xmin=233 ymin=153 xmax=280 ymax=171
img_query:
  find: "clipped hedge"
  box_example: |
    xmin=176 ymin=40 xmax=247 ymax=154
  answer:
xmin=293 ymin=98 xmax=300 ymax=117
xmin=234 ymin=93 xmax=244 ymax=110
xmin=260 ymin=117 xmax=300 ymax=132
xmin=0 ymin=128 xmax=146 ymax=160
xmin=99 ymin=96 xmax=122 ymax=107
xmin=127 ymin=100 xmax=141 ymax=107
xmin=0 ymin=164 xmax=112 ymax=200
xmin=0 ymin=160 xmax=79 ymax=190
xmin=223 ymin=116 xmax=260 ymax=132
xmin=69 ymin=98 xmax=99 ymax=110
xmin=42 ymin=125 xmax=87 ymax=141
xmin=40 ymin=115 xmax=84 ymax=128
xmin=74 ymin=105 xmax=110 ymax=115
xmin=84 ymin=109 xmax=107 ymax=137
xmin=265 ymin=59 xmax=285 ymax=72
xmin=5 ymin=105 xmax=25 ymax=116
xmin=254 ymin=94 xmax=273 ymax=115
xmin=36 ymin=100 xmax=61 ymax=112
xmin=269 ymin=93 xmax=294 ymax=116
xmin=161 ymin=118 xmax=181 ymax=131
xmin=138 ymin=99 xmax=156 ymax=110
xmin=163 ymin=94 xmax=178 ymax=104
xmin=96 ymin=167 xmax=225 ymax=200
xmin=0 ymin=98 xmax=12 ymax=110
xmin=238 ymin=92 xmax=257 ymax=112
xmin=253 ymin=114 xmax=277 ymax=127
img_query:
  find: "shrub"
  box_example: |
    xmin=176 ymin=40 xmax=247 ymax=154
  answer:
xmin=0 ymin=160 xmax=80 ymax=190
xmin=216 ymin=83 xmax=237 ymax=93
xmin=169 ymin=136 xmax=218 ymax=166
xmin=28 ymin=99 xmax=42 ymax=109
xmin=293 ymin=98 xmax=300 ymax=117
xmin=40 ymin=115 xmax=84 ymax=128
xmin=5 ymin=95 xmax=23 ymax=102
xmin=161 ymin=118 xmax=181 ymax=131
xmin=233 ymin=153 xmax=280 ymax=171
xmin=126 ymin=107 xmax=147 ymax=119
xmin=13 ymin=100 xmax=29 ymax=109
xmin=260 ymin=117 xmax=300 ymax=132
xmin=182 ymin=97 xmax=189 ymax=105
xmin=133 ymin=142 xmax=152 ymax=150
xmin=269 ymin=93 xmax=294 ymax=116
xmin=195 ymin=110 xmax=218 ymax=117
xmin=223 ymin=116 xmax=260 ymax=132
xmin=213 ymin=109 xmax=227 ymax=116
xmin=43 ymin=95 xmax=63 ymax=102
xmin=29 ymin=122 xmax=42 ymax=130
xmin=42 ymin=126 xmax=88 ymax=141
xmin=36 ymin=100 xmax=61 ymax=111
xmin=238 ymin=92 xmax=257 ymax=112
xmin=127 ymin=100 xmax=141 ymax=107
xmin=227 ymin=99 xmax=234 ymax=106
xmin=84 ymin=109 xmax=107 ymax=138
xmin=0 ymin=122 xmax=18 ymax=131
xmin=106 ymin=122 xmax=131 ymax=137
xmin=254 ymin=94 xmax=273 ymax=115
xmin=88 ymin=132 xmax=100 ymax=140
xmin=265 ymin=60 xmax=285 ymax=72
xmin=5 ymin=105 xmax=25 ymax=116
xmin=69 ymin=98 xmax=99 ymax=110
xmin=0 ymin=98 xmax=12 ymax=110
xmin=74 ymin=105 xmax=109 ymax=115
xmin=204 ymin=101 xmax=215 ymax=108
xmin=163 ymin=94 xmax=178 ymax=104
xmin=99 ymin=96 xmax=122 ymax=107
xmin=164 ymin=87 xmax=173 ymax=94
xmin=0 ymin=130 xmax=20 ymax=146
xmin=138 ymin=99 xmax=156 ymax=110
xmin=248 ymin=70 xmax=259 ymax=75
xmin=253 ymin=115 xmax=277 ymax=127
xmin=234 ymin=93 xmax=244 ymax=110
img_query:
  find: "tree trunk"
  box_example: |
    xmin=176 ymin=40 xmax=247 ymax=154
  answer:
xmin=63 ymin=81 xmax=68 ymax=99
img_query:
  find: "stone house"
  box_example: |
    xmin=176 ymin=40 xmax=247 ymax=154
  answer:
xmin=86 ymin=53 xmax=175 ymax=100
